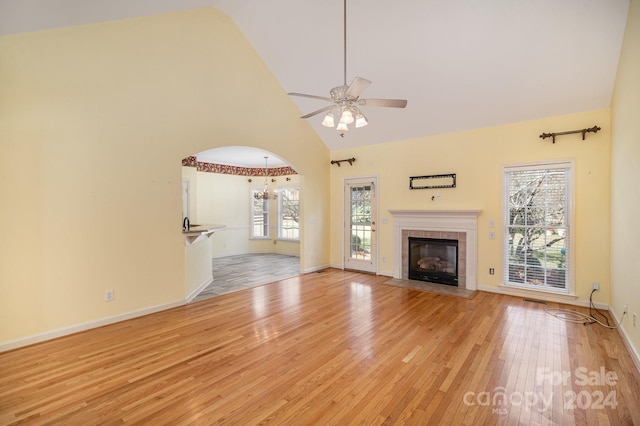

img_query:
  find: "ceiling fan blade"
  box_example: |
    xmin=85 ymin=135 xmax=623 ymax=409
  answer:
xmin=345 ymin=77 xmax=371 ymax=98
xmin=300 ymin=105 xmax=334 ymax=119
xmin=359 ymin=98 xmax=408 ymax=108
xmin=288 ymin=92 xmax=334 ymax=102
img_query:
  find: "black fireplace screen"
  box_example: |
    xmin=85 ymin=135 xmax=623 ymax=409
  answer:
xmin=408 ymin=237 xmax=458 ymax=286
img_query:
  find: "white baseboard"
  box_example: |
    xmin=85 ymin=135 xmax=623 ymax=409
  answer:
xmin=212 ymin=251 xmax=301 ymax=259
xmin=0 ymin=300 xmax=185 ymax=353
xmin=212 ymin=250 xmax=256 ymax=258
xmin=326 ymin=264 xmax=393 ymax=277
xmin=609 ymin=309 xmax=640 ymax=375
xmin=477 ymin=284 xmax=609 ymax=310
xmin=186 ymin=276 xmax=213 ymax=303
xmin=303 ymin=263 xmax=330 ymax=274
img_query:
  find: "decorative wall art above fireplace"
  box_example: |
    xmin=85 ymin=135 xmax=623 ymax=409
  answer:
xmin=409 ymin=173 xmax=456 ymax=189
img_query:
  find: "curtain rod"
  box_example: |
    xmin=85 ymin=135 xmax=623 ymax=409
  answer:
xmin=330 ymin=158 xmax=356 ymax=167
xmin=540 ymin=125 xmax=601 ymax=144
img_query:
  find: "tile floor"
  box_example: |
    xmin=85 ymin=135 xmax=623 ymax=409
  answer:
xmin=382 ymin=278 xmax=476 ymax=298
xmin=192 ymin=253 xmax=300 ymax=302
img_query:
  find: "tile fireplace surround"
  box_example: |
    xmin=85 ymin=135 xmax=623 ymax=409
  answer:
xmin=389 ymin=210 xmax=481 ymax=291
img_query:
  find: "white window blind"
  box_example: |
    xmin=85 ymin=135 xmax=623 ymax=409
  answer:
xmin=504 ymin=162 xmax=571 ymax=292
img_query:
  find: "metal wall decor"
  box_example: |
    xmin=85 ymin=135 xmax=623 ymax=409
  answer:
xmin=539 ymin=125 xmax=601 ymax=144
xmin=409 ymin=173 xmax=456 ymax=189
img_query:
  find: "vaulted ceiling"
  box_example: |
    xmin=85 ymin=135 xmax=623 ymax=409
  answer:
xmin=0 ymin=0 xmax=629 ymax=152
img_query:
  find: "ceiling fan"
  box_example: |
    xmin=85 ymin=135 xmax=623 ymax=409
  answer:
xmin=287 ymin=0 xmax=407 ymax=136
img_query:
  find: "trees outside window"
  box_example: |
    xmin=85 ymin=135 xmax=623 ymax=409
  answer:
xmin=349 ymin=185 xmax=372 ymax=260
xmin=251 ymin=190 xmax=269 ymax=238
xmin=278 ymin=187 xmax=299 ymax=240
xmin=504 ymin=162 xmax=572 ymax=292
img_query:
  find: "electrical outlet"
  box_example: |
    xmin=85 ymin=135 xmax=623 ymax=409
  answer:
xmin=105 ymin=290 xmax=114 ymax=302
xmin=592 ymin=282 xmax=600 ymax=291
xmin=633 ymin=313 xmax=637 ymax=328
xmin=624 ymin=304 xmax=628 ymax=314
xmin=382 ymin=256 xmax=386 ymax=263
xmin=489 ymin=231 xmax=496 ymax=239
xmin=489 ymin=268 xmax=495 ymax=275
xmin=489 ymin=219 xmax=495 ymax=228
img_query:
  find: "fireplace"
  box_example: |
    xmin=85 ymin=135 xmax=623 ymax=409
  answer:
xmin=389 ymin=210 xmax=481 ymax=291
xmin=408 ymin=237 xmax=458 ymax=286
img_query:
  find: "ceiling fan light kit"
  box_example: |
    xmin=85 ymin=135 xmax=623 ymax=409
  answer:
xmin=287 ymin=0 xmax=406 ymax=135
xmin=340 ymin=109 xmax=354 ymax=124
xmin=321 ymin=112 xmax=335 ymax=127
xmin=355 ymin=112 xmax=368 ymax=128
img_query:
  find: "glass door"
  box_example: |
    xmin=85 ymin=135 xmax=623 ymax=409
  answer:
xmin=344 ymin=178 xmax=377 ymax=273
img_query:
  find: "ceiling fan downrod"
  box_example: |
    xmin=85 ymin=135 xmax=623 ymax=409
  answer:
xmin=286 ymin=0 xmax=408 ymax=134
xmin=343 ymin=0 xmax=347 ymax=86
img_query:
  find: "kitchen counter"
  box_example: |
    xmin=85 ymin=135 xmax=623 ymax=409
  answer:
xmin=183 ymin=223 xmax=226 ymax=245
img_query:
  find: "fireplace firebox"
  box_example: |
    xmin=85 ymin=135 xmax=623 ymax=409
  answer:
xmin=408 ymin=237 xmax=458 ymax=286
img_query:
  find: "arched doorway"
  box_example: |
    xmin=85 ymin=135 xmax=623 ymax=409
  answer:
xmin=181 ymin=146 xmax=302 ymax=301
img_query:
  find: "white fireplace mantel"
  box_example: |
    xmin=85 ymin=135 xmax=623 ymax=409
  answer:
xmin=389 ymin=210 xmax=481 ymax=290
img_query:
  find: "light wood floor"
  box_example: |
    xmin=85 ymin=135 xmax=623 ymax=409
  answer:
xmin=1 ymin=269 xmax=639 ymax=425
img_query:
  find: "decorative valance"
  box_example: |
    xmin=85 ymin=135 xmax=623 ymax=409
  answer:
xmin=182 ymin=156 xmax=297 ymax=176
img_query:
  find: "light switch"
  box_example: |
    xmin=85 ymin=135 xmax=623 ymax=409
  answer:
xmin=489 ymin=231 xmax=495 ymax=239
xmin=489 ymin=219 xmax=495 ymax=228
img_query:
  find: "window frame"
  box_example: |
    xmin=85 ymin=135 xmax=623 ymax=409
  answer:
xmin=277 ymin=185 xmax=300 ymax=241
xmin=502 ymin=160 xmax=575 ymax=295
xmin=250 ymin=186 xmax=270 ymax=240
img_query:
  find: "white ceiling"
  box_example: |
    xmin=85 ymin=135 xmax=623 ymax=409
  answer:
xmin=196 ymin=147 xmax=289 ymax=168
xmin=0 ymin=0 xmax=630 ymax=164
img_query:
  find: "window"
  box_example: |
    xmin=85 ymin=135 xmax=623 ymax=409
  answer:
xmin=251 ymin=189 xmax=269 ymax=239
xmin=278 ymin=186 xmax=300 ymax=240
xmin=504 ymin=161 xmax=572 ymax=293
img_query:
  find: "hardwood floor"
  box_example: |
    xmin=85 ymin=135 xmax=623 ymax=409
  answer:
xmin=1 ymin=269 xmax=639 ymax=425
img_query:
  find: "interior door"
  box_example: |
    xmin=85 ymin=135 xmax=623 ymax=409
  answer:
xmin=344 ymin=177 xmax=377 ymax=273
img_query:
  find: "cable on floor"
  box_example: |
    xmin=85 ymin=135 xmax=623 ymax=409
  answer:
xmin=545 ymin=289 xmax=626 ymax=329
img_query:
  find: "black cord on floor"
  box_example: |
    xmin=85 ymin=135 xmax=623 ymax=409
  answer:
xmin=588 ymin=288 xmax=610 ymax=326
xmin=546 ymin=288 xmax=626 ymax=329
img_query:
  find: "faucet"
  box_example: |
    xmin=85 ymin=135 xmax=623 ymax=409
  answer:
xmin=182 ymin=217 xmax=190 ymax=231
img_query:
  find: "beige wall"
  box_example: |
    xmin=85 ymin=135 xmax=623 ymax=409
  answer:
xmin=331 ymin=109 xmax=611 ymax=302
xmin=193 ymin=171 xmax=252 ymax=256
xmin=611 ymin=0 xmax=640 ymax=361
xmin=183 ymin=166 xmax=301 ymax=258
xmin=0 ymin=8 xmax=329 ymax=346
